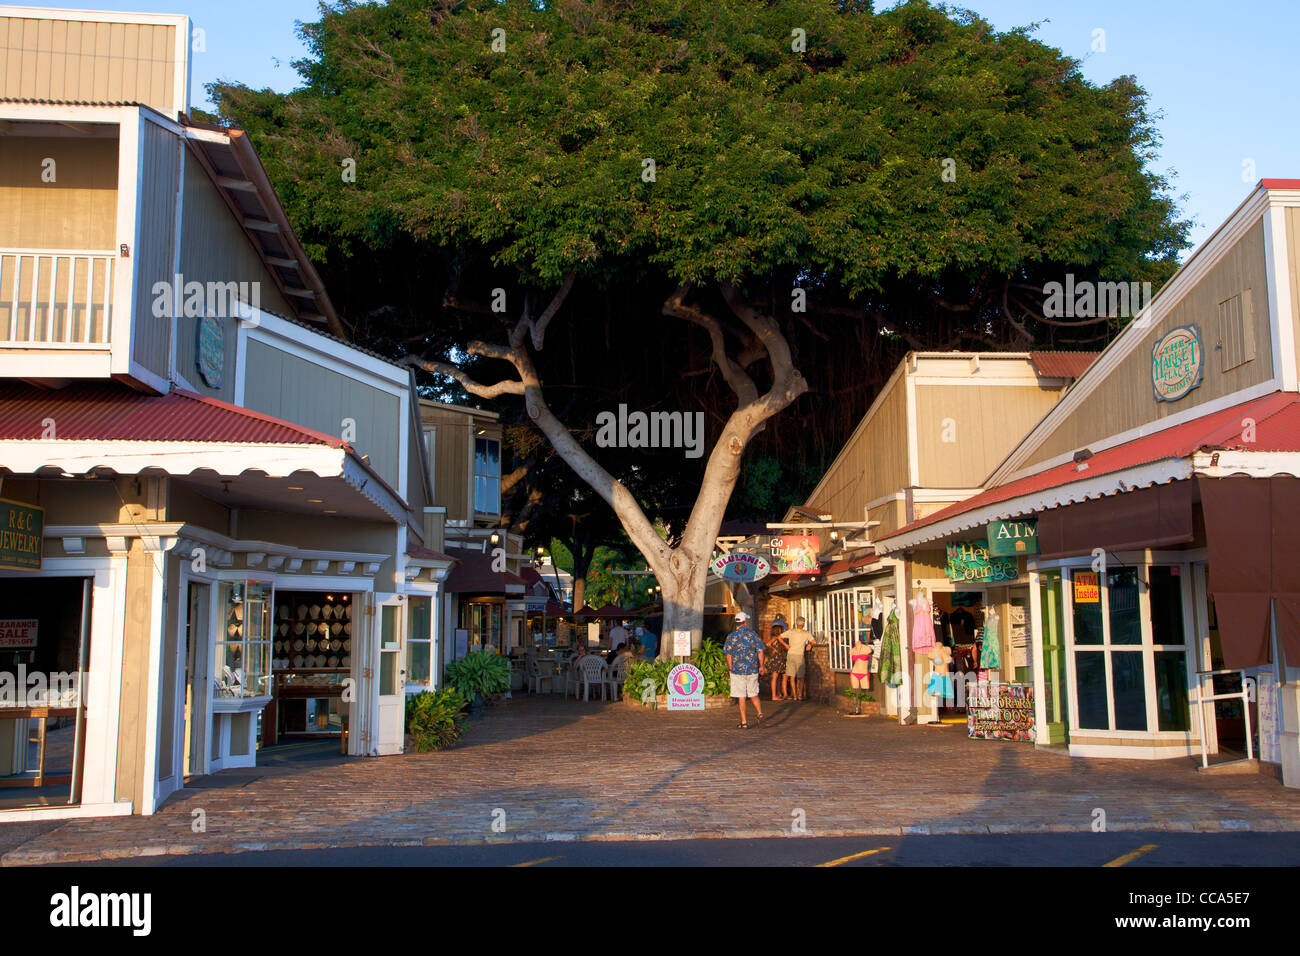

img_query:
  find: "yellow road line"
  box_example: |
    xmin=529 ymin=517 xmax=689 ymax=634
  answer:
xmin=1103 ymin=844 xmax=1158 ymax=867
xmin=511 ymin=855 xmax=562 ymax=867
xmin=815 ymin=846 xmax=893 ymax=867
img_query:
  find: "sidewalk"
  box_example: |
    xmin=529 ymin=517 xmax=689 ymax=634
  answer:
xmin=4 ymin=696 xmax=1299 ymax=865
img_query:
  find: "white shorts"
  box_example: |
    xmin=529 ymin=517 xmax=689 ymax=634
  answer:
xmin=729 ymin=672 xmax=760 ymax=698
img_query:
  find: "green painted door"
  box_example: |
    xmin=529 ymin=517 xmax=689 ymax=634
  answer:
xmin=1038 ymin=572 xmax=1070 ymax=744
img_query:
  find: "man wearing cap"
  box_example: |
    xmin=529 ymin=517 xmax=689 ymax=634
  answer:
xmin=723 ymin=611 xmax=766 ymax=728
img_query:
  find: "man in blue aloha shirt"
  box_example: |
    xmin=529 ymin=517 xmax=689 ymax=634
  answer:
xmin=723 ymin=611 xmax=766 ymax=728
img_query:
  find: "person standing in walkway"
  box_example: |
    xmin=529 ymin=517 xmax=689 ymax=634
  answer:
xmin=723 ymin=611 xmax=766 ymax=728
xmin=782 ymin=617 xmax=816 ymax=701
xmin=765 ymin=620 xmax=789 ymax=700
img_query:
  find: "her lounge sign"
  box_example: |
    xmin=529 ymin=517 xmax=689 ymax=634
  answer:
xmin=0 ymin=499 xmax=43 ymax=571
xmin=1151 ymin=325 xmax=1203 ymax=403
xmin=945 ymin=539 xmax=1017 ymax=583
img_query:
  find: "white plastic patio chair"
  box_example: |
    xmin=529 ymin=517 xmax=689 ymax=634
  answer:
xmin=604 ymin=653 xmax=631 ymax=700
xmin=575 ymin=654 xmax=608 ymax=701
xmin=524 ymin=655 xmax=554 ymax=694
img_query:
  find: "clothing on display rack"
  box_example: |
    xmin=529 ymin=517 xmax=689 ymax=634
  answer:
xmin=910 ymin=594 xmax=936 ymax=651
xmin=878 ymin=610 xmax=902 ymax=687
xmin=980 ymin=607 xmax=1002 ymax=670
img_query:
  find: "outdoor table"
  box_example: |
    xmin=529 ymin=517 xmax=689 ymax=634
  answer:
xmin=0 ymin=705 xmax=79 ymax=788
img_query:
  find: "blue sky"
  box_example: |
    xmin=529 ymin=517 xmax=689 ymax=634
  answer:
xmin=26 ymin=0 xmax=1300 ymax=251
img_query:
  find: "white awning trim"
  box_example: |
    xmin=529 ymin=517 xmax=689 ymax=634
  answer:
xmin=1192 ymin=450 xmax=1300 ymax=479
xmin=875 ymin=458 xmax=1194 ymax=554
xmin=0 ymin=440 xmax=347 ymax=478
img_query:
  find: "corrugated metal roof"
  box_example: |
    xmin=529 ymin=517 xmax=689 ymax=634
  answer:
xmin=1029 ymin=351 xmax=1100 ymax=379
xmin=444 ymin=546 xmax=526 ymax=594
xmin=883 ymin=391 xmax=1300 ymax=542
xmin=0 ymin=383 xmax=346 ymax=446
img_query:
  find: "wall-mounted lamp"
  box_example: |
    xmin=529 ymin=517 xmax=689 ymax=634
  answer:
xmin=490 ymin=531 xmax=500 ymax=545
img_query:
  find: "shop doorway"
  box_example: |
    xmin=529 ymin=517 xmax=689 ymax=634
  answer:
xmin=0 ymin=576 xmax=91 ymax=810
xmin=182 ymin=581 xmax=211 ymax=777
xmin=1037 ymin=571 xmax=1070 ymax=745
xmin=375 ymin=600 xmax=404 ymax=756
xmin=265 ymin=590 xmax=355 ymax=749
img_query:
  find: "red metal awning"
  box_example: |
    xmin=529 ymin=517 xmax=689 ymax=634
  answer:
xmin=444 ymin=547 xmax=526 ymax=595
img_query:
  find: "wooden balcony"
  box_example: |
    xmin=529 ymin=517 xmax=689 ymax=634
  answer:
xmin=0 ymin=249 xmax=116 ymax=347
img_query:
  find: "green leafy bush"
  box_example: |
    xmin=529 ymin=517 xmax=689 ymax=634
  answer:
xmin=840 ymin=689 xmax=875 ymax=702
xmin=444 ymin=650 xmax=512 ymax=699
xmin=625 ymin=639 xmax=732 ymax=705
xmin=405 ymin=688 xmax=469 ymax=752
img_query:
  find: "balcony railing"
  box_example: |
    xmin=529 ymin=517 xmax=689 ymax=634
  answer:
xmin=0 ymin=249 xmax=116 ymax=346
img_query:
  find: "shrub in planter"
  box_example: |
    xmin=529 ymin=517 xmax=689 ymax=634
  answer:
xmin=624 ymin=640 xmax=731 ymax=706
xmin=444 ymin=649 xmax=512 ymax=702
xmin=405 ymin=688 xmax=469 ymax=752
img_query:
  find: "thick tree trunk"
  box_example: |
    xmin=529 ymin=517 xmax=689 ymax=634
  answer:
xmin=657 ymin=553 xmax=709 ymax=660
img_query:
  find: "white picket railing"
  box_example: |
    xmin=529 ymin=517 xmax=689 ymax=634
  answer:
xmin=0 ymin=249 xmax=116 ymax=346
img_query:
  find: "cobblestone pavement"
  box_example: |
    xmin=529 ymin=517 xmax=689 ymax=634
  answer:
xmin=4 ymin=696 xmax=1300 ymax=865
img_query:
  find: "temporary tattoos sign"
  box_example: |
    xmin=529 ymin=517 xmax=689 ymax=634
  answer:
xmin=967 ymin=682 xmax=1035 ymax=742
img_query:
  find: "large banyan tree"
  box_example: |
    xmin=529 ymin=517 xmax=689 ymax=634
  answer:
xmin=212 ymin=0 xmax=1189 ymax=653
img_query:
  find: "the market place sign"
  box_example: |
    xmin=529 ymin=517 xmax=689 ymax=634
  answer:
xmin=945 ymin=539 xmax=1017 ymax=584
xmin=0 ymin=499 xmax=43 ymax=572
xmin=1151 ymin=324 xmax=1203 ymax=403
xmin=987 ymin=519 xmax=1039 ymax=557
xmin=711 ymin=551 xmax=771 ymax=583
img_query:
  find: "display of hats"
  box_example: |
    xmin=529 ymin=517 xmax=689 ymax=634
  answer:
xmin=278 ymin=605 xmax=289 ymax=621
xmin=345 ymin=605 xmax=352 ymax=620
xmin=293 ymin=639 xmax=305 ymax=652
xmin=306 ymin=638 xmax=317 ymax=652
xmin=343 ymin=640 xmax=351 ymax=652
xmin=292 ymin=655 xmax=305 ymax=668
xmin=309 ymin=604 xmax=321 ymax=619
xmin=322 ymin=605 xmax=334 ymax=621
xmin=327 ymin=656 xmax=339 ymax=668
xmin=330 ymin=639 xmax=342 ymax=652
xmin=278 ymin=623 xmax=290 ymax=637
xmin=330 ymin=622 xmax=342 ymax=636
xmin=294 ymin=622 xmax=306 ymax=636
xmin=341 ymin=656 xmax=350 ymax=668
xmin=297 ymin=604 xmax=308 ymax=618
xmin=344 ymin=623 xmax=353 ymax=636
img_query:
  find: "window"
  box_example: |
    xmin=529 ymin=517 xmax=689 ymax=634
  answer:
xmin=407 ymin=596 xmax=433 ymax=689
xmin=215 ymin=581 xmax=272 ymax=698
xmin=1069 ymin=566 xmax=1190 ymax=733
xmin=461 ymin=601 xmax=503 ymax=654
xmin=1218 ymin=290 xmax=1255 ymax=372
xmin=424 ymin=427 xmax=436 ymax=499
xmin=474 ymin=436 xmax=500 ymax=514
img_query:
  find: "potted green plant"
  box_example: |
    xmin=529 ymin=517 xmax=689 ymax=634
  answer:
xmin=404 ymin=688 xmax=470 ymax=751
xmin=444 ymin=650 xmax=512 ymax=712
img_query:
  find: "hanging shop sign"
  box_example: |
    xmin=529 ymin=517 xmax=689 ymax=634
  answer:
xmin=1151 ymin=324 xmax=1203 ymax=403
xmin=667 ymin=663 xmax=705 ymax=711
xmin=0 ymin=619 xmax=38 ymax=649
xmin=967 ymin=682 xmax=1035 ymax=741
xmin=767 ymin=536 xmax=819 ymax=574
xmin=944 ymin=540 xmax=1017 ymax=583
xmin=1073 ymin=571 xmax=1100 ymax=604
xmin=711 ymin=551 xmax=771 ymax=583
xmin=0 ymin=499 xmax=43 ymax=572
xmin=987 ymin=519 xmax=1039 ymax=557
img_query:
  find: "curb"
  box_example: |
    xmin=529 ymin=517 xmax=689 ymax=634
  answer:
xmin=5 ymin=818 xmax=1300 ymax=866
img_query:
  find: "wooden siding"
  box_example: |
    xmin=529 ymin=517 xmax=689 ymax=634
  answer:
xmin=243 ymin=339 xmax=401 ymax=488
xmin=1025 ymin=219 xmax=1274 ymax=468
xmin=0 ymin=135 xmax=118 ymax=248
xmin=916 ymin=383 xmax=1062 ymax=487
xmin=176 ymin=157 xmax=293 ymax=318
xmin=115 ymin=537 xmax=154 ymax=807
xmin=0 ymin=16 xmax=179 ymax=114
xmin=1287 ymin=207 xmax=1300 ymax=380
xmin=131 ymin=119 xmax=179 ymax=377
xmin=421 ymin=406 xmax=476 ymax=521
xmin=807 ymin=376 xmax=910 ymax=522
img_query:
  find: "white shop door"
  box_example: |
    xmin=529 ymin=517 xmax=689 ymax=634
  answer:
xmin=376 ymin=599 xmax=405 ymax=755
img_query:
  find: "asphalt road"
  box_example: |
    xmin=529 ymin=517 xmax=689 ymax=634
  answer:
xmin=76 ymin=831 xmax=1300 ymax=866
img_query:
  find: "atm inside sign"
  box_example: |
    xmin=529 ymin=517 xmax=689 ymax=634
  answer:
xmin=0 ymin=499 xmax=43 ymax=571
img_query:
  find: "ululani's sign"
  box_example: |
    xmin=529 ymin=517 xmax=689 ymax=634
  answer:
xmin=987 ymin=519 xmax=1038 ymax=557
xmin=945 ymin=539 xmax=1017 ymax=583
xmin=667 ymin=663 xmax=705 ymax=711
xmin=710 ymin=551 xmax=771 ymax=583
xmin=1151 ymin=325 xmax=1203 ymax=403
